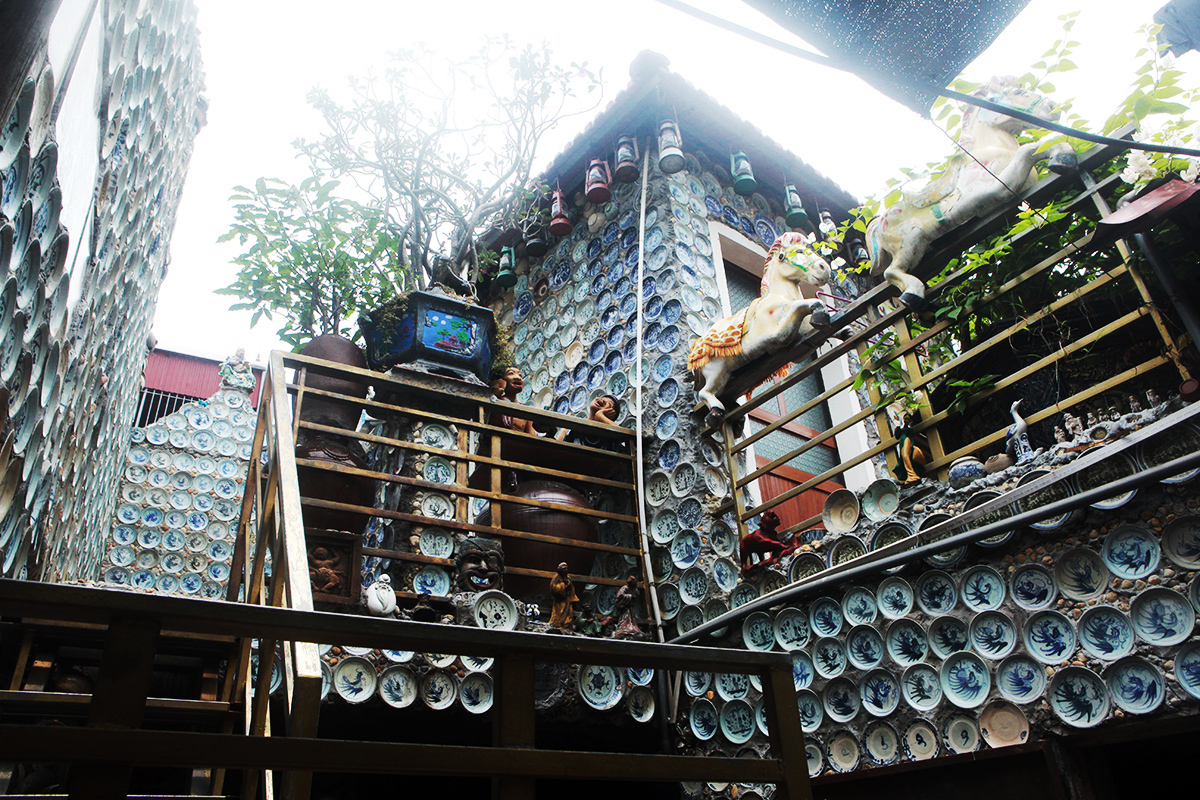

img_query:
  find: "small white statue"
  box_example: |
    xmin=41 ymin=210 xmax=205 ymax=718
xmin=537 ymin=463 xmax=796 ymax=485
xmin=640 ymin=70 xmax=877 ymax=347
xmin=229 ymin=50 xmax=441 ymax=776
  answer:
xmin=1005 ymin=399 xmax=1036 ymax=463
xmin=366 ymin=574 xmax=397 ymax=617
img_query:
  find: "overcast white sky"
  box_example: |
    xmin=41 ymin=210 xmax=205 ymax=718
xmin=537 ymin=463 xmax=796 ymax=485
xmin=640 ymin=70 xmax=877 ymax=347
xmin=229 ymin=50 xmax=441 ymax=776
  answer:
xmin=153 ymin=0 xmax=1193 ymax=363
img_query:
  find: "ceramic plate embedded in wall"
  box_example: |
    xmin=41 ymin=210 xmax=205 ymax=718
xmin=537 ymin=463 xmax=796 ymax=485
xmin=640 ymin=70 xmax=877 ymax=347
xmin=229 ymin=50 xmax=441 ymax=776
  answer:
xmin=960 ymin=565 xmax=1005 ymax=612
xmin=1077 ymin=606 xmax=1134 ymax=661
xmin=679 ymin=567 xmax=707 ymax=605
xmin=1010 ymin=563 xmax=1057 ymax=610
xmin=421 ymin=670 xmax=458 ymax=710
xmin=377 ymin=665 xmax=418 ymax=708
xmin=773 ymin=608 xmax=809 ymax=651
xmin=885 ymin=619 xmax=928 ymax=667
xmin=940 ymin=652 xmax=990 ymax=709
xmin=901 ymin=664 xmax=942 ymax=712
xmin=827 ymin=732 xmax=861 ymax=773
xmin=903 ymin=720 xmax=939 ymax=761
xmin=1175 ymin=641 xmax=1200 ymax=699
xmin=413 ymin=566 xmax=450 ymax=596
xmin=1101 ymin=524 xmax=1160 ymax=580
xmin=846 ymin=625 xmax=884 ymax=670
xmin=460 ymin=671 xmax=494 ymax=714
xmin=741 ymin=611 xmax=774 ymax=651
xmin=942 ymin=712 xmax=981 ymax=754
xmin=969 ymin=611 xmax=1017 ymax=660
xmin=928 ymin=616 xmax=969 ymax=659
xmin=714 ymin=672 xmax=750 ymax=702
xmin=789 ymin=552 xmax=824 ymax=583
xmin=333 ymin=656 xmax=376 ymax=703
xmin=915 ymin=570 xmax=957 ymax=615
xmin=1104 ymin=656 xmax=1164 ymax=715
xmin=979 ymin=700 xmax=1029 ymax=748
xmin=1047 ymin=667 xmax=1108 ymax=728
xmin=1053 ymin=548 xmax=1109 ymax=601
xmin=1160 ymin=515 xmax=1200 ymax=569
xmin=1024 ymin=610 xmax=1076 ymax=664
xmin=689 ymin=698 xmax=718 ymax=740
xmin=841 ymin=586 xmax=877 ymax=626
xmin=823 ymin=677 xmax=860 ymax=723
xmin=813 ymin=637 xmax=846 ymax=679
xmin=809 ymin=597 xmax=843 ymax=638
xmin=719 ymin=699 xmax=755 ymax=744
xmin=627 ymin=686 xmax=655 ymax=723
xmin=860 ymin=669 xmax=900 ymax=717
xmin=1130 ymin=587 xmax=1194 ymax=646
xmin=877 ymin=576 xmax=914 ymax=619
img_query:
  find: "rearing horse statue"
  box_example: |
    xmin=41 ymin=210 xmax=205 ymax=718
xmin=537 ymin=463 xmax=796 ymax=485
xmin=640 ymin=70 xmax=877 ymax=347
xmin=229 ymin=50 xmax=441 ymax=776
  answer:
xmin=867 ymin=76 xmax=1076 ymax=309
xmin=689 ymin=231 xmax=831 ymax=428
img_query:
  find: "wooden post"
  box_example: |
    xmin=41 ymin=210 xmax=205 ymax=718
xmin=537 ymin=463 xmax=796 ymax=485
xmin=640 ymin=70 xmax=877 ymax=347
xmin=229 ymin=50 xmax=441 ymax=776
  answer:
xmin=491 ymin=655 xmax=536 ymax=800
xmin=722 ymin=419 xmax=751 ymax=550
xmin=760 ymin=665 xmax=813 ymax=800
xmin=67 ymin=615 xmax=161 ymax=800
xmin=893 ymin=317 xmax=947 ymax=479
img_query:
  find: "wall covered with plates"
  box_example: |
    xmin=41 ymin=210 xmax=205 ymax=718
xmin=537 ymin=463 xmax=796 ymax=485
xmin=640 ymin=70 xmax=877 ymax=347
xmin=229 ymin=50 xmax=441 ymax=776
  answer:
xmin=492 ymin=145 xmax=809 ymax=631
xmin=0 ymin=0 xmax=206 ymax=582
xmin=101 ymin=376 xmax=253 ymax=596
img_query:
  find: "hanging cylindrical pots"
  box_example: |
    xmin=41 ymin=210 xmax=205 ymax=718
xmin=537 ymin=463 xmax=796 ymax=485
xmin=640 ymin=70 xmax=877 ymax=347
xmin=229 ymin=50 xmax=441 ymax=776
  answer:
xmin=657 ymin=118 xmax=685 ymax=174
xmin=494 ymin=245 xmax=517 ymax=288
xmin=524 ymin=225 xmax=549 ymax=258
xmin=819 ymin=209 xmax=838 ymax=236
xmin=549 ymin=182 xmax=572 ymax=237
xmin=784 ymin=183 xmax=808 ymax=228
xmin=584 ymin=158 xmax=612 ymax=203
xmin=614 ymin=135 xmax=640 ymax=182
xmin=730 ymin=151 xmax=757 ymax=196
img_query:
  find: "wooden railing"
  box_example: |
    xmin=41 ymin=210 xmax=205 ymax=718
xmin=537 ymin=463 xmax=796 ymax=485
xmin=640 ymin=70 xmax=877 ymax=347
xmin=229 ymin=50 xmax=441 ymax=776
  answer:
xmin=709 ymin=126 xmax=1190 ymax=547
xmin=0 ymin=580 xmax=814 ymax=800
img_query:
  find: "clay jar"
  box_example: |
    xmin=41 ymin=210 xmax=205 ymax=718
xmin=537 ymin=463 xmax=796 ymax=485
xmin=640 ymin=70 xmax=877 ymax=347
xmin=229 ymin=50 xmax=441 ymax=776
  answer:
xmin=296 ymin=335 xmax=369 ymax=432
xmin=295 ymin=436 xmax=375 ymax=534
xmin=476 ymin=479 xmax=598 ymax=597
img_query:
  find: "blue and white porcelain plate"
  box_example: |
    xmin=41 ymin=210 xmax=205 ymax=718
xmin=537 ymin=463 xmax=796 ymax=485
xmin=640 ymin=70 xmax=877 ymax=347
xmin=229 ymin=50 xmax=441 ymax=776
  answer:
xmin=901 ymin=664 xmax=942 ymax=711
xmin=730 ymin=582 xmax=757 ymax=609
xmin=796 ymin=689 xmax=823 ymax=733
xmin=846 ymin=625 xmax=885 ymax=670
xmin=860 ymin=669 xmax=900 ymax=717
xmin=942 ymin=712 xmax=981 ymax=754
xmin=333 ymin=656 xmax=376 ymax=704
xmin=827 ymin=732 xmax=861 ymax=773
xmin=741 ymin=611 xmax=775 ymax=651
xmin=827 ymin=536 xmax=866 ymax=567
xmin=627 ymin=685 xmax=655 ymax=723
xmin=679 ymin=567 xmax=708 ymax=605
xmin=789 ymin=553 xmax=824 ymax=583
xmin=377 ymin=665 xmax=418 ymax=708
xmin=928 ymin=616 xmax=970 ymax=658
xmin=684 ymin=671 xmax=712 ymax=697
xmin=773 ymin=607 xmax=809 ymax=650
xmin=689 ymin=698 xmax=718 ymax=740
xmin=1104 ymin=656 xmax=1164 ymax=715
xmin=657 ymin=584 xmax=681 ymax=622
xmin=650 ymin=509 xmax=679 ymax=544
xmin=864 ymin=721 xmax=900 ymax=766
xmin=823 ymin=677 xmax=860 ymax=723
xmin=579 ymin=664 xmax=622 ymax=711
xmin=885 ymin=619 xmax=928 ymax=667
xmin=940 ymin=652 xmax=990 ymax=708
xmin=792 ymin=651 xmax=815 ymax=690
xmin=712 ymin=558 xmax=739 ymax=592
xmin=1054 ymin=548 xmax=1110 ymax=601
xmin=903 ymin=720 xmax=940 ymax=761
xmin=1077 ymin=606 xmax=1134 ymax=660
xmin=1162 ymin=515 xmax=1200 ymax=569
xmin=916 ymin=570 xmax=958 ymax=615
xmin=960 ymin=566 xmax=1006 ymax=611
xmin=421 ymin=670 xmax=458 ymax=710
xmin=813 ymin=637 xmax=847 ymax=679
xmin=1175 ymin=641 xmax=1200 ymax=699
xmin=460 ymin=671 xmax=494 ymax=714
xmin=413 ymin=566 xmax=450 ymax=596
xmin=1024 ymin=610 xmax=1076 ymax=664
xmin=1048 ymin=667 xmax=1109 ymax=728
xmin=715 ymin=672 xmax=750 ymax=702
xmin=1010 ymin=563 xmax=1057 ymax=610
xmin=1102 ymin=525 xmax=1160 ymax=580
xmin=1130 ymin=587 xmax=1194 ymax=646
xmin=719 ymin=699 xmax=755 ymax=744
xmin=418 ymin=527 xmax=454 ymax=559
xmin=671 ymin=530 xmax=701 ymax=570
xmin=877 ymin=577 xmax=915 ymax=619
xmin=809 ymin=597 xmax=844 ymax=638
xmin=842 ymin=586 xmax=877 ymax=625
xmin=970 ymin=611 xmax=1017 ymax=660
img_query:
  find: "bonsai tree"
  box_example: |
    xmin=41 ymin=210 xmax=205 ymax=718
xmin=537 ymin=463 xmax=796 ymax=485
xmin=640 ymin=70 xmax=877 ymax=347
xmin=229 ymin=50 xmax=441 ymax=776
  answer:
xmin=217 ymin=176 xmax=405 ymax=347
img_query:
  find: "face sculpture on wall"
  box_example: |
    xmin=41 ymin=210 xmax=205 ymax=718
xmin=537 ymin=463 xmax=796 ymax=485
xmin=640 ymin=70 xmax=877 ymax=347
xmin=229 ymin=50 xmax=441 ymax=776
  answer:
xmin=456 ymin=538 xmax=505 ymax=593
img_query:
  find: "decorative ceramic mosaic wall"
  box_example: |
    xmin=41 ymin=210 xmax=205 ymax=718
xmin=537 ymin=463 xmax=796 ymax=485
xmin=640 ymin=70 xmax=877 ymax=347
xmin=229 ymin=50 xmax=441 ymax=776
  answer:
xmin=100 ymin=372 xmax=253 ymax=596
xmin=0 ymin=0 xmax=205 ymax=582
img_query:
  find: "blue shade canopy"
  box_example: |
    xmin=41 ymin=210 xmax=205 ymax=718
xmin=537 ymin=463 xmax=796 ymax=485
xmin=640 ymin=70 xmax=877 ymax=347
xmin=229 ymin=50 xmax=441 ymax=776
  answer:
xmin=743 ymin=0 xmax=1031 ymax=114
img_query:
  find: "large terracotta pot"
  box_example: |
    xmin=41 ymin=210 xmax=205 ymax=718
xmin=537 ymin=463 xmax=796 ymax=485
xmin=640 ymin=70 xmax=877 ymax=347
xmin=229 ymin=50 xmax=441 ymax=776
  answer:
xmin=296 ymin=436 xmax=375 ymax=534
xmin=296 ymin=335 xmax=368 ymax=432
xmin=476 ymin=479 xmax=597 ymax=597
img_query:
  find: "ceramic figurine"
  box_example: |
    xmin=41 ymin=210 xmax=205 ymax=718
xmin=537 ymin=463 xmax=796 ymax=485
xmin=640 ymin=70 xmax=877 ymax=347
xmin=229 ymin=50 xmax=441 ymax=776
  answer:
xmin=947 ymin=455 xmax=987 ymax=488
xmin=1063 ymin=412 xmax=1084 ymax=440
xmin=366 ymin=574 xmax=397 ymax=617
xmin=1005 ymin=400 xmax=1036 ymax=463
xmin=308 ymin=545 xmax=349 ymax=596
xmin=1147 ymin=389 xmax=1161 ymax=407
xmin=740 ymin=510 xmax=798 ymax=573
xmin=1128 ymin=395 xmax=1142 ymax=413
xmin=1086 ymin=411 xmax=1099 ymax=427
xmin=488 ymin=365 xmax=540 ymax=435
xmin=218 ymin=347 xmax=256 ymax=390
xmin=525 ymin=602 xmax=541 ymax=622
xmin=612 ymin=576 xmax=643 ymax=638
xmin=549 ymin=562 xmax=579 ymax=630
xmin=576 ymin=603 xmax=603 ymax=636
xmin=1054 ymin=425 xmax=1068 ymax=444
xmin=689 ymin=232 xmax=834 ymax=427
xmin=455 ymin=538 xmax=505 ymax=592
xmin=557 ymin=394 xmax=622 ymax=449
xmin=1108 ymin=405 xmax=1121 ymax=422
xmin=893 ymin=411 xmax=928 ymax=484
xmin=865 ymin=76 xmax=1075 ymax=309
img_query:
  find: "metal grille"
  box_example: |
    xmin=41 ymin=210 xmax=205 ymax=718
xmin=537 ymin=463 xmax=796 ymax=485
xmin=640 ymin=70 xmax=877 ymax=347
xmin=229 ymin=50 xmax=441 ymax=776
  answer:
xmin=135 ymin=388 xmax=196 ymax=428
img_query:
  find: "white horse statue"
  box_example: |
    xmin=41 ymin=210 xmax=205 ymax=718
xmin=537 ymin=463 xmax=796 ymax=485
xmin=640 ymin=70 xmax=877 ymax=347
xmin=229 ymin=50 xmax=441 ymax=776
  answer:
xmin=689 ymin=231 xmax=831 ymax=427
xmin=867 ymin=76 xmax=1076 ymax=309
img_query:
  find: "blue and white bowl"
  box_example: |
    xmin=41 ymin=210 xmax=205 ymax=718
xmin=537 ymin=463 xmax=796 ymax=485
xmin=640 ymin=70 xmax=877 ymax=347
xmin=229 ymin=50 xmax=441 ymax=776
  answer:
xmin=1102 ymin=524 xmax=1160 ymax=580
xmin=579 ymin=664 xmax=622 ymax=710
xmin=813 ymin=637 xmax=847 ymax=679
xmin=1104 ymin=656 xmax=1164 ymax=715
xmin=928 ymin=616 xmax=970 ymax=659
xmin=792 ymin=652 xmax=815 ymax=691
xmin=960 ymin=565 xmax=1006 ymax=612
xmin=1174 ymin=641 xmax=1200 ymax=699
xmin=823 ymin=677 xmax=860 ymax=723
xmin=863 ymin=721 xmax=901 ymax=766
xmin=827 ymin=732 xmax=861 ymax=773
xmin=627 ymin=685 xmax=655 ymax=723
xmin=1024 ymin=610 xmax=1077 ymax=664
xmin=860 ymin=669 xmax=900 ymax=717
xmin=809 ymin=597 xmax=844 ymax=637
xmin=996 ymin=654 xmax=1045 ymax=704
xmin=1161 ymin=515 xmax=1200 ymax=569
xmin=1047 ymin=666 xmax=1109 ymax=728
xmin=942 ymin=712 xmax=981 ymax=754
xmin=689 ymin=698 xmax=718 ymax=741
xmin=1130 ymin=587 xmax=1195 ymax=646
xmin=1010 ymin=563 xmax=1057 ymax=610
xmin=719 ymin=699 xmax=755 ymax=744
xmin=877 ymin=576 xmax=915 ymax=619
xmin=1077 ymin=606 xmax=1134 ymax=661
xmin=741 ymin=612 xmax=775 ymax=651
xmin=714 ymin=671 xmax=750 ymax=702
xmin=773 ymin=607 xmax=809 ymax=650
xmin=846 ymin=625 xmax=885 ymax=670
xmin=333 ymin=656 xmax=376 ymax=704
xmin=940 ymin=652 xmax=990 ymax=708
xmin=683 ymin=671 xmax=711 ymax=697
xmin=842 ymin=586 xmax=878 ymax=625
xmin=915 ymin=570 xmax=958 ymax=615
xmin=460 ymin=671 xmax=494 ymax=714
xmin=969 ymin=611 xmax=1017 ymax=660
xmin=796 ymin=689 xmax=823 ymax=733
xmin=377 ymin=665 xmax=418 ymax=708
xmin=903 ymin=720 xmax=940 ymax=761
xmin=901 ymin=664 xmax=943 ymax=711
xmin=885 ymin=619 xmax=928 ymax=667
xmin=1054 ymin=548 xmax=1109 ymax=601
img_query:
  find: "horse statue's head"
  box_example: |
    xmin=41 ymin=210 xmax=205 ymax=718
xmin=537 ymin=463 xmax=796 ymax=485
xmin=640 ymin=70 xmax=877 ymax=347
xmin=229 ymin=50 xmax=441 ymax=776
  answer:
xmin=762 ymin=231 xmax=832 ymax=292
xmin=964 ymin=76 xmax=1061 ymax=140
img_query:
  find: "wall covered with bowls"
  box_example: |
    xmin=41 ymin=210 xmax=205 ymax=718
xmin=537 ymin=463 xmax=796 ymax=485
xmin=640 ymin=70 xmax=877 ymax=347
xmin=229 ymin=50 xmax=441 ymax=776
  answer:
xmin=0 ymin=0 xmax=206 ymax=582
